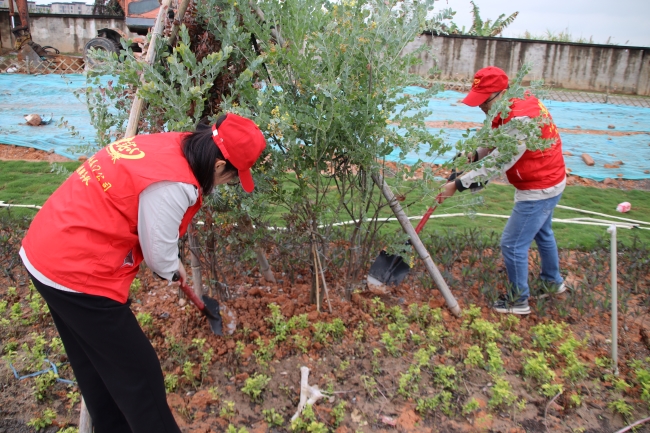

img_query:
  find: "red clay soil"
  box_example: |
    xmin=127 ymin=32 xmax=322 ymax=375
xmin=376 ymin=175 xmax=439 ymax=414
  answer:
xmin=1 ymin=143 xmax=650 ymax=433
xmin=0 ymin=144 xmax=74 ymax=163
xmin=1 ymin=253 xmax=649 ymax=433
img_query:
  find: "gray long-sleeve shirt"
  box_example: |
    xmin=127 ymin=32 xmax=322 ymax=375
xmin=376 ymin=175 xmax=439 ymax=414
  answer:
xmin=138 ymin=181 xmax=199 ymax=280
xmin=456 ymin=117 xmax=566 ymax=202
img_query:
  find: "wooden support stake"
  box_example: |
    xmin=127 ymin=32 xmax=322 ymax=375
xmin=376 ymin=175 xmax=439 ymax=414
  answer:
xmin=314 ymin=246 xmax=332 ymax=313
xmin=371 ymin=172 xmax=461 ymax=317
xmin=124 ymin=0 xmax=173 ymax=138
xmin=79 ymin=397 xmax=92 ymax=433
xmin=312 ymin=243 xmax=321 ymax=312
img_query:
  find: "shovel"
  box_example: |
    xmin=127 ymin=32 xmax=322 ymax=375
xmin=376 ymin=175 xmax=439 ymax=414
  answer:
xmin=367 ymin=204 xmax=438 ymax=290
xmin=367 ymin=157 xmax=488 ymax=290
xmin=179 ymin=282 xmax=224 ymax=336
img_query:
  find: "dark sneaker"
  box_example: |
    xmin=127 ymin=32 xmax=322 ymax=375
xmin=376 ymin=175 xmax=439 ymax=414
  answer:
xmin=493 ymin=297 xmax=531 ymax=315
xmin=531 ymin=282 xmax=567 ymax=300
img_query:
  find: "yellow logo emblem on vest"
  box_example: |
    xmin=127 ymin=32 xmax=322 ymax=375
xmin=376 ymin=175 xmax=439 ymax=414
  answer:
xmin=106 ymin=137 xmax=145 ymax=163
xmin=538 ymin=100 xmax=550 ymax=117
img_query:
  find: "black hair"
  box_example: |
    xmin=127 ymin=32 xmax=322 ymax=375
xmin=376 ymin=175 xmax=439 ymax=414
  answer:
xmin=183 ymin=115 xmax=237 ymax=195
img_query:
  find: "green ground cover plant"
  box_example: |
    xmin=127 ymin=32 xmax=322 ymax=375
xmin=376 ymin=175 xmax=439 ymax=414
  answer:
xmin=1 ymin=238 xmax=649 ymax=431
xmin=1 ymin=0 xmax=649 ymax=430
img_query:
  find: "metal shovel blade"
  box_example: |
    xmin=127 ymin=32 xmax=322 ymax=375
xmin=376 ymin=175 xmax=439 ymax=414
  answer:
xmin=368 ymin=250 xmax=412 ymax=288
xmin=200 ymin=295 xmax=223 ymax=336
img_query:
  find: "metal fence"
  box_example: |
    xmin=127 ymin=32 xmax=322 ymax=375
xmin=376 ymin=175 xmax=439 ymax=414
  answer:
xmin=0 ymin=56 xmax=85 ymax=75
xmin=543 ymin=89 xmax=650 ymax=108
xmin=433 ymin=78 xmax=650 ymax=108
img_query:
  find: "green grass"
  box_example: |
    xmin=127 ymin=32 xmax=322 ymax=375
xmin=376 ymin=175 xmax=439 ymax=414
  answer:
xmin=0 ymin=161 xmax=80 ymax=217
xmin=1 ymin=160 xmax=648 ymax=249
xmin=394 ymin=183 xmax=650 ymax=250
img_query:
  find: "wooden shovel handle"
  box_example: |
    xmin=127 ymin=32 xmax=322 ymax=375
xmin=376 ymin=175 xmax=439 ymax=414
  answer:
xmin=179 ymin=282 xmax=205 ymax=310
xmin=414 ymin=205 xmax=438 ymax=234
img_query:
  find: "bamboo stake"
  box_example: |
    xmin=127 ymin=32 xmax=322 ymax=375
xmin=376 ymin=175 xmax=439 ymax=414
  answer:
xmin=608 ymin=224 xmax=619 ymax=375
xmin=314 ymin=246 xmax=332 ymax=313
xmin=78 ymin=397 xmax=92 ymax=433
xmin=124 ymin=0 xmax=173 ymax=138
xmin=312 ymin=243 xmax=320 ymax=312
xmin=371 ymin=172 xmax=461 ymax=317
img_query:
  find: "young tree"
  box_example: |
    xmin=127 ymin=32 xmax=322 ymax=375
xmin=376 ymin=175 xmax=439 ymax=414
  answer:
xmin=207 ymin=0 xmax=449 ymax=293
xmin=84 ymin=0 xmax=514 ymax=298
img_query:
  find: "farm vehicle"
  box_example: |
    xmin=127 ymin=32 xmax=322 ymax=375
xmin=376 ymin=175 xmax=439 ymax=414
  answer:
xmin=7 ymin=0 xmax=58 ymax=56
xmin=5 ymin=0 xmax=168 ymax=66
xmin=83 ymin=0 xmax=170 ymax=64
xmin=6 ymin=0 xmax=85 ymax=71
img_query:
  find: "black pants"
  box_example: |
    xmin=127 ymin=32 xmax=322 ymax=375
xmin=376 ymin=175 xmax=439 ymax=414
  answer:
xmin=30 ymin=274 xmax=181 ymax=433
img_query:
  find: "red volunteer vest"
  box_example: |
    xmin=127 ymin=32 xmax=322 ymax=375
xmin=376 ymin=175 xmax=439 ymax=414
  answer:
xmin=22 ymin=132 xmax=203 ymax=303
xmin=492 ymin=95 xmax=566 ymax=190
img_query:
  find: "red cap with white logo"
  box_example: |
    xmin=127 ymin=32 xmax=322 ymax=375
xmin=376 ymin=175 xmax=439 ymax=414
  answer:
xmin=211 ymin=114 xmax=266 ymax=193
xmin=462 ymin=66 xmax=509 ymax=107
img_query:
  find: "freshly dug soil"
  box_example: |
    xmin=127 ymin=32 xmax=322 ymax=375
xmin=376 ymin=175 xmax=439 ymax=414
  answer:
xmin=1 ymin=142 xmax=650 ymax=433
xmin=0 ymin=144 xmax=73 ymax=163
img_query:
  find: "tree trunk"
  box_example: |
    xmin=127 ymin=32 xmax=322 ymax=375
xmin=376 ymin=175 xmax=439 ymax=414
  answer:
xmin=188 ymin=223 xmax=203 ymax=298
xmin=239 ymin=214 xmax=276 ymax=283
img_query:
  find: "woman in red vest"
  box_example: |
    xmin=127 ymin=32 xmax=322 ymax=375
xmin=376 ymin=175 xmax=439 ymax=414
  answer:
xmin=20 ymin=113 xmax=266 ymax=433
xmin=436 ymin=66 xmax=566 ymax=315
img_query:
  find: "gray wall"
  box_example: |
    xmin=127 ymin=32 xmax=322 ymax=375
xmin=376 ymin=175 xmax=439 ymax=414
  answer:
xmin=2 ymin=13 xmax=649 ymax=96
xmin=404 ymin=34 xmax=650 ymax=96
xmin=1 ymin=11 xmax=130 ymax=54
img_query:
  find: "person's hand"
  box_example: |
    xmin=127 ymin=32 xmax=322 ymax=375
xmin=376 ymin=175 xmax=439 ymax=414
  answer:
xmin=177 ymin=259 xmax=187 ymax=286
xmin=435 ymin=181 xmax=457 ymax=204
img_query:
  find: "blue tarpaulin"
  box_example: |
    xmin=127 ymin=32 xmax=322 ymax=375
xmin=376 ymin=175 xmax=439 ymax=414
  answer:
xmin=1 ymin=75 xmax=649 ymax=180
xmin=394 ymin=88 xmax=650 ymax=180
xmin=0 ymin=74 xmax=101 ymax=160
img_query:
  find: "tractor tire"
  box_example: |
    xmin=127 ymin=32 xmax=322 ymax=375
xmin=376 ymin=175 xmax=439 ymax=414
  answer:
xmin=83 ymin=37 xmax=121 ymax=70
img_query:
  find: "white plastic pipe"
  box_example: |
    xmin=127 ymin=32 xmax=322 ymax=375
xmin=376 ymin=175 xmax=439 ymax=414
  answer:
xmin=557 ymin=205 xmax=650 ymax=227
xmin=607 ymin=224 xmax=619 ymax=375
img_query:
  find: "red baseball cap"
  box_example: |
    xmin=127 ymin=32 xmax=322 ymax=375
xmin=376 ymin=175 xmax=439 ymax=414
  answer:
xmin=462 ymin=66 xmax=509 ymax=107
xmin=211 ymin=114 xmax=266 ymax=193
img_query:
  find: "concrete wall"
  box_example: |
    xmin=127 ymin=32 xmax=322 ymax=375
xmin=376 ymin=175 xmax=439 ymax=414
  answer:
xmin=2 ymin=13 xmax=649 ymax=96
xmin=404 ymin=34 xmax=650 ymax=96
xmin=1 ymin=11 xmax=129 ymax=54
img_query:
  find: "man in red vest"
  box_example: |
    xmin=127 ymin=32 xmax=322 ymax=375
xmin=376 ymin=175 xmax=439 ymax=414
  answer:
xmin=20 ymin=114 xmax=266 ymax=432
xmin=436 ymin=66 xmax=567 ymax=315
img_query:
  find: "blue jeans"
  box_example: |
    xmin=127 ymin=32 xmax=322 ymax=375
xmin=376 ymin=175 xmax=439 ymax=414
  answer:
xmin=500 ymin=193 xmax=563 ymax=301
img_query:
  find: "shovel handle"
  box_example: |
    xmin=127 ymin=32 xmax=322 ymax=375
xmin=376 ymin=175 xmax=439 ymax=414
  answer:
xmin=414 ymin=205 xmax=437 ymax=234
xmin=179 ymin=282 xmax=205 ymax=310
